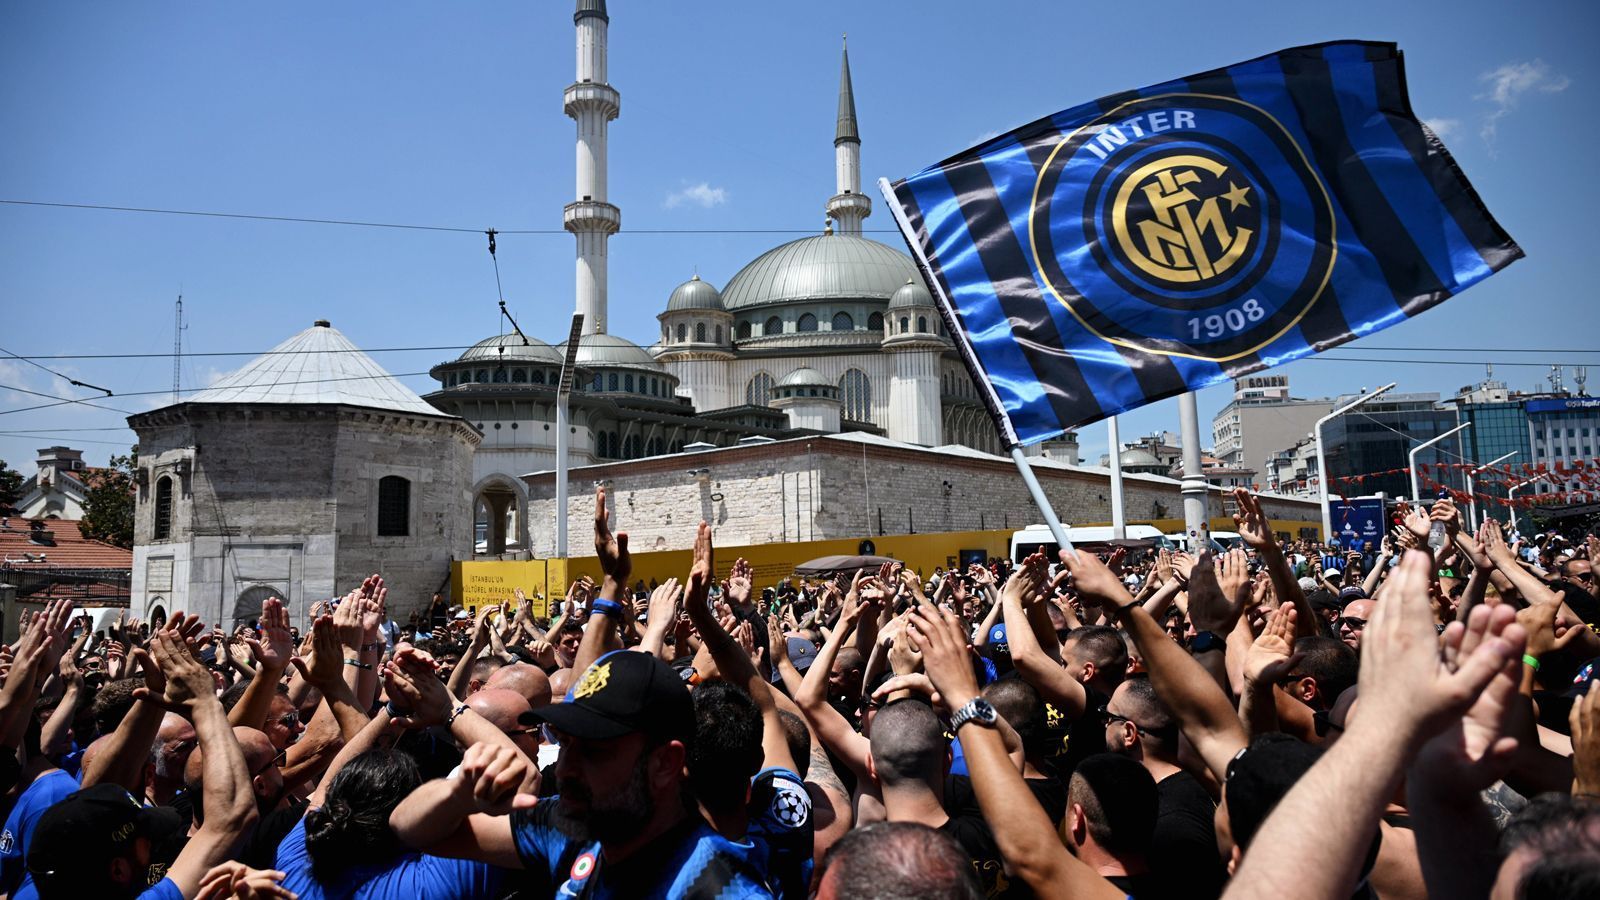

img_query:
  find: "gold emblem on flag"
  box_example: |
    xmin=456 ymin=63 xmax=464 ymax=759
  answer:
xmin=1112 ymin=154 xmax=1254 ymax=288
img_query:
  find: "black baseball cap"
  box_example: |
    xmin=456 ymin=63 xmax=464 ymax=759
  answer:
xmin=1224 ymin=733 xmax=1323 ymax=849
xmin=522 ymin=650 xmax=693 ymax=744
xmin=27 ymin=783 xmax=183 ymax=891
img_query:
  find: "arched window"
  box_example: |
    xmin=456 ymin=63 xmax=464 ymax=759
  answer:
xmin=746 ymin=372 xmax=775 ymax=407
xmin=625 ymin=373 xmax=635 ymax=393
xmin=840 ymin=369 xmax=871 ymax=421
xmin=917 ymin=316 xmax=928 ymax=332
xmin=868 ymin=312 xmax=884 ymax=332
xmin=446 ymin=373 xmax=456 ymax=387
xmin=715 ymin=325 xmax=723 ymax=344
xmin=607 ymin=373 xmax=618 ymax=391
xmin=591 ymin=374 xmax=603 ymax=391
xmin=493 ymin=367 xmax=509 ymax=383
xmin=377 ymin=476 xmax=410 ymax=536
xmin=625 ymin=435 xmax=642 ymax=458
xmin=153 ymin=475 xmax=173 ymax=540
xmin=737 ymin=321 xmax=752 ymax=340
xmin=899 ymin=317 xmax=910 ymax=333
xmin=475 ymin=369 xmax=489 ymax=383
xmin=832 ymin=312 xmax=853 ymax=331
xmin=695 ymin=322 xmax=707 ymax=342
xmin=511 ymin=368 xmax=527 ymax=383
xmin=532 ymin=369 xmax=546 ymax=384
xmin=797 ymin=313 xmax=818 ymax=332
xmin=764 ymin=316 xmax=782 ymax=336
xmin=676 ymin=323 xmax=687 ymax=342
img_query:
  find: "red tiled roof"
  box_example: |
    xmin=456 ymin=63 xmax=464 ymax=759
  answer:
xmin=0 ymin=520 xmax=132 ymax=571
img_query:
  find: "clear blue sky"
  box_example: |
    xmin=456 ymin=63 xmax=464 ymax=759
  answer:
xmin=3 ymin=0 xmax=1596 ymax=470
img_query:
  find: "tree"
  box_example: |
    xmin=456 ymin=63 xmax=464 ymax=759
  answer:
xmin=79 ymin=449 xmax=138 ymax=549
xmin=0 ymin=458 xmax=23 ymax=512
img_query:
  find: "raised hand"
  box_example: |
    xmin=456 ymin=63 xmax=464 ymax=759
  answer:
xmin=1429 ymin=498 xmax=1460 ymax=540
xmin=905 ymin=601 xmax=980 ymax=710
xmin=648 ymin=577 xmax=682 ymax=624
xmin=593 ymin=485 xmax=631 ymax=582
xmin=1359 ymin=550 xmax=1524 ymax=744
xmin=457 ymin=741 xmax=539 ymax=816
xmin=688 ymin=521 xmax=714 ymax=599
xmin=244 ymin=596 xmax=294 ymax=672
xmin=1216 ymin=548 xmax=1252 ymax=608
xmin=1171 ymin=551 xmax=1197 ymax=585
xmin=1186 ymin=550 xmax=1246 ymax=634
xmin=1570 ymin=681 xmax=1600 ymax=796
xmin=290 ymin=615 xmax=346 ymax=690
xmin=195 ymin=861 xmax=295 ymax=900
xmin=1232 ymin=488 xmax=1277 ymax=551
xmin=1154 ymin=548 xmax=1174 ymax=585
xmin=383 ymin=647 xmax=454 ymax=728
xmin=1401 ymin=503 xmax=1432 ymax=541
xmin=132 ymin=631 xmax=214 ymax=714
xmin=333 ymin=590 xmax=365 ymax=651
xmin=1515 ymin=593 xmax=1583 ymax=660
xmin=1412 ymin=599 xmax=1527 ymax=794
xmin=724 ymin=558 xmax=753 ymax=606
xmin=1480 ymin=517 xmax=1513 ymax=564
xmin=1244 ymin=604 xmax=1304 ymax=687
xmin=1057 ymin=547 xmax=1133 ymax=609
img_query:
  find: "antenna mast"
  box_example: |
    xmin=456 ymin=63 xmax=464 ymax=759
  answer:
xmin=172 ymin=295 xmax=186 ymax=403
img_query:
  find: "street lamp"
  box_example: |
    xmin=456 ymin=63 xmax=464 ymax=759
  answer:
xmin=1466 ymin=451 xmax=1517 ymax=532
xmin=1314 ymin=383 xmax=1397 ymax=541
xmin=1408 ymin=422 xmax=1471 ymax=504
xmin=554 ymin=312 xmax=585 ymax=559
xmin=1507 ymin=473 xmax=1549 ymax=535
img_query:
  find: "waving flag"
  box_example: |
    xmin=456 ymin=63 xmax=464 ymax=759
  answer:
xmin=880 ymin=41 xmax=1520 ymax=446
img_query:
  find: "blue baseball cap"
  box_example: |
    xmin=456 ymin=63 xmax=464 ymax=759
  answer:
xmin=988 ymin=623 xmax=1009 ymax=656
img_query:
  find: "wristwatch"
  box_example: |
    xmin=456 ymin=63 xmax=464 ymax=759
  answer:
xmin=950 ymin=697 xmax=998 ymax=732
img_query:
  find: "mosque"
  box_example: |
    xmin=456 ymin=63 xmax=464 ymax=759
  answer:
xmin=123 ymin=1 xmax=1101 ymax=624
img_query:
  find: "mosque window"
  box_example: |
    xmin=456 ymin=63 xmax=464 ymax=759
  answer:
xmin=917 ymin=316 xmax=928 ymax=332
xmin=593 ymin=374 xmax=603 ymax=391
xmin=511 ymin=369 xmax=527 ymax=383
xmin=715 ymin=325 xmax=723 ymax=344
xmin=840 ymin=369 xmax=871 ymax=421
xmin=377 ymin=476 xmax=410 ymax=537
xmin=899 ymin=317 xmax=909 ymax=333
xmin=607 ymin=373 xmax=618 ymax=391
xmin=737 ymin=321 xmax=752 ymax=340
xmin=797 ymin=313 xmax=818 ymax=333
xmin=765 ymin=316 xmax=782 ymax=336
xmin=746 ymin=372 xmax=775 ymax=407
xmin=476 ymin=369 xmax=489 ymax=383
xmin=532 ymin=369 xmax=546 ymax=384
xmin=446 ymin=373 xmax=456 ymax=387
xmin=832 ymin=312 xmax=853 ymax=332
xmin=153 ymin=475 xmax=174 ymax=541
xmin=625 ymin=373 xmax=635 ymax=392
xmin=868 ymin=312 xmax=884 ymax=332
xmin=696 ymin=322 xmax=707 ymax=342
xmin=626 ymin=435 xmax=642 ymax=458
xmin=677 ymin=323 xmax=687 ymax=342
xmin=493 ymin=368 xmax=509 ymax=383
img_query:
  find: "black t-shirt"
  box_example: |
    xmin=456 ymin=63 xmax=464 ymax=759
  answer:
xmin=1106 ymin=871 xmax=1162 ymax=898
xmin=243 ymin=799 xmax=309 ymax=870
xmin=941 ymin=814 xmax=1025 ymax=898
xmin=1150 ymin=771 xmax=1224 ymax=900
xmin=1060 ymin=686 xmax=1109 ymax=777
xmin=944 ymin=766 xmax=1068 ymax=829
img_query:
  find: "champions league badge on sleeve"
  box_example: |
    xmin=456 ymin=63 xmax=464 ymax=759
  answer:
xmin=1029 ymin=95 xmax=1335 ymax=362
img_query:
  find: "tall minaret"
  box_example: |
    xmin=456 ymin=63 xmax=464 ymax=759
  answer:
xmin=826 ymin=37 xmax=871 ymax=235
xmin=566 ymin=0 xmax=620 ymax=336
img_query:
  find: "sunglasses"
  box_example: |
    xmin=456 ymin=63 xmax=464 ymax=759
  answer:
xmin=1312 ymin=709 xmax=1346 ymax=738
xmin=252 ymin=746 xmax=288 ymax=777
xmin=1337 ymin=617 xmax=1368 ymax=630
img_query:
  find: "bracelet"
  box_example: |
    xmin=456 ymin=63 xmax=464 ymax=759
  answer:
xmin=343 ymin=658 xmax=373 ymax=670
xmin=1523 ymin=653 xmax=1541 ymax=672
xmin=385 ymin=700 xmax=411 ymax=719
xmin=592 ymin=599 xmax=625 ymax=618
xmin=445 ymin=702 xmax=470 ymax=726
xmin=361 ymin=641 xmax=384 ymax=653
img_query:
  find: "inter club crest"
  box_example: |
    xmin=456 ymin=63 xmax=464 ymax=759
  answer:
xmin=1029 ymin=94 xmax=1336 ymax=361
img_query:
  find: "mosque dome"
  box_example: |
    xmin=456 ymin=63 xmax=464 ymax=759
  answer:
xmin=555 ymin=332 xmax=665 ymax=372
xmin=779 ymin=367 xmax=832 ymax=389
xmin=1119 ymin=448 xmax=1164 ymax=469
xmin=887 ymin=277 xmax=934 ymax=310
xmin=665 ymin=275 xmax=726 ymax=312
xmin=720 ymin=233 xmax=918 ymax=311
xmin=456 ymin=333 xmax=564 ymax=365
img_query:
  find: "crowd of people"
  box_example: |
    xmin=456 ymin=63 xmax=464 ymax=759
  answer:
xmin=0 ymin=484 xmax=1597 ymax=898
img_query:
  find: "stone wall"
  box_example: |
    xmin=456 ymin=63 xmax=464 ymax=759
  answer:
xmin=524 ymin=434 xmax=1323 ymax=555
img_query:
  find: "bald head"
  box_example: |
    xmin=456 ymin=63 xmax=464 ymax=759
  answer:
xmin=466 ymin=688 xmax=533 ymax=733
xmin=548 ymin=667 xmax=576 ymax=701
xmin=486 ymin=662 xmax=553 ymax=710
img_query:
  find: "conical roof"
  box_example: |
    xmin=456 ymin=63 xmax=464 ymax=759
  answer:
xmin=186 ymin=321 xmax=443 ymax=416
xmin=836 ymin=39 xmax=859 ymax=145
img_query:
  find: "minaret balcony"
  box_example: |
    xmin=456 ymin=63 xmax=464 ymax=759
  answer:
xmin=564 ymin=201 xmax=621 ymax=234
xmin=564 ymin=82 xmax=621 ymax=120
xmin=826 ymin=192 xmax=873 ymax=218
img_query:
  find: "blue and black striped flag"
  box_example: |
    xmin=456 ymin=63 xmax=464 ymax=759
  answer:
xmin=880 ymin=41 xmax=1521 ymax=447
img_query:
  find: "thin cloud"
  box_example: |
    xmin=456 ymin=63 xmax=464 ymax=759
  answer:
xmin=1477 ymin=60 xmax=1569 ymax=147
xmin=663 ymin=182 xmax=728 ymax=210
xmin=1422 ymin=117 xmax=1460 ymax=139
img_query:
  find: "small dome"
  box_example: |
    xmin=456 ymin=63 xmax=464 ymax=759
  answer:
xmin=780 ymin=367 xmax=832 ymax=388
xmin=665 ymin=275 xmax=726 ymax=312
xmin=555 ymin=333 xmax=666 ymax=372
xmin=458 ymin=334 xmax=563 ymax=365
xmin=888 ymin=277 xmax=934 ymax=310
xmin=1119 ymin=448 xmax=1163 ymax=468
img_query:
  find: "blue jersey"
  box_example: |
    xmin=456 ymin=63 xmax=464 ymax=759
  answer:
xmin=0 ymin=769 xmax=81 ymax=900
xmin=510 ymin=799 xmax=774 ymax=899
xmin=746 ymin=768 xmax=813 ymax=900
xmin=274 ymin=816 xmax=502 ymax=900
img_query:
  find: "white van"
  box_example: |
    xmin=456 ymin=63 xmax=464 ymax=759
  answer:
xmin=1010 ymin=524 xmax=1173 ymax=563
xmin=1164 ymin=532 xmax=1227 ymax=554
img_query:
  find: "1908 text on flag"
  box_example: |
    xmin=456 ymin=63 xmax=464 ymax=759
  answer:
xmin=880 ymin=41 xmax=1520 ymax=447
